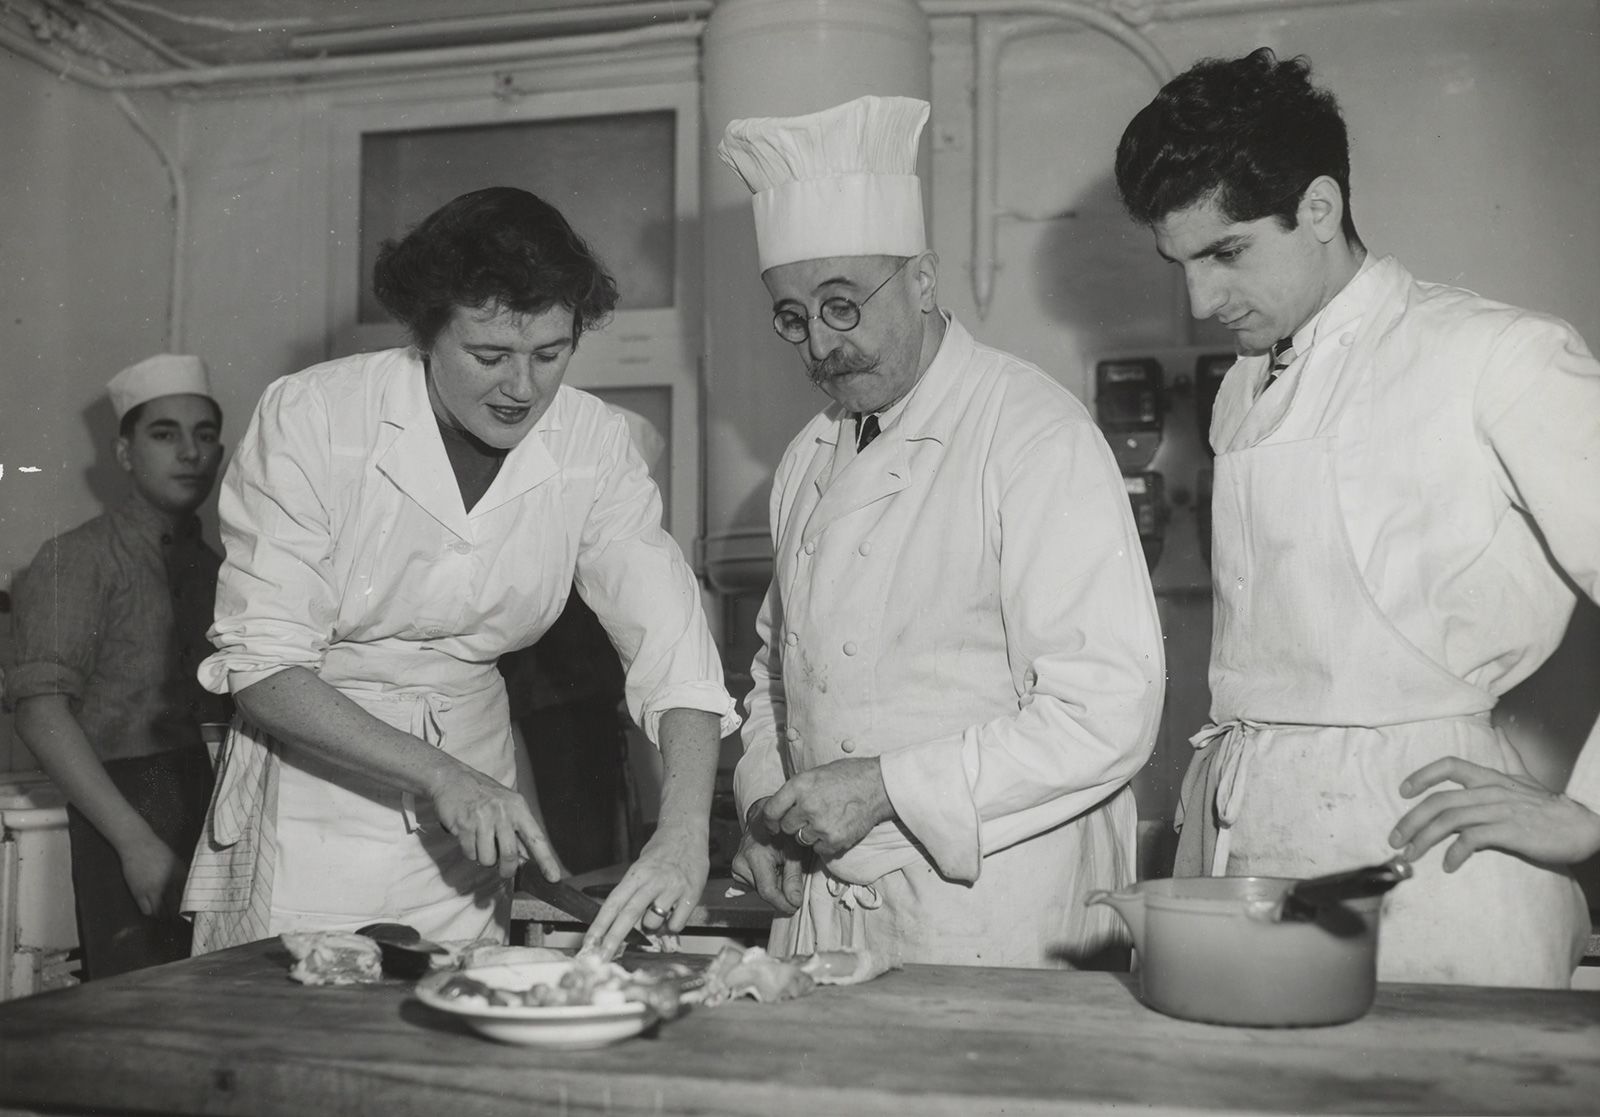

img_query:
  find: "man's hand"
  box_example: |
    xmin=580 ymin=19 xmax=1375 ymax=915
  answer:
xmin=760 ymin=758 xmax=895 ymax=859
xmin=1390 ymin=755 xmax=1600 ymax=871
xmin=731 ymin=797 xmax=806 ymax=915
xmin=118 ymin=832 xmax=185 ymax=918
xmin=429 ymin=766 xmax=562 ymax=882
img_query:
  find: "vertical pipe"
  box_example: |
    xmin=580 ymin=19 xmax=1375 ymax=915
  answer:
xmin=971 ymin=18 xmax=1004 ymax=319
xmin=111 ymin=92 xmax=187 ymax=351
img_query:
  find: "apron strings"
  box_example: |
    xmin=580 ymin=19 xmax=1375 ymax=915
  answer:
xmin=1179 ymin=713 xmax=1497 ymax=877
xmin=400 ymin=692 xmax=454 ymax=832
xmin=788 ymin=868 xmax=883 ymax=955
xmin=1180 ymin=720 xmax=1264 ymax=876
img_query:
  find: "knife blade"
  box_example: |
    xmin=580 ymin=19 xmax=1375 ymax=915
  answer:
xmin=519 ymin=869 xmax=653 ymax=950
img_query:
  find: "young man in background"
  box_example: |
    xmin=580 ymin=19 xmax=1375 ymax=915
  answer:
xmin=7 ymin=354 xmax=231 ymax=978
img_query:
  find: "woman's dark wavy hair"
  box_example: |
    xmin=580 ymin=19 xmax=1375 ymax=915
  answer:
xmin=1115 ymin=48 xmax=1359 ymax=242
xmin=372 ymin=186 xmax=620 ymax=350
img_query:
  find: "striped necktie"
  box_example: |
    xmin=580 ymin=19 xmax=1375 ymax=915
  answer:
xmin=855 ymin=412 xmax=881 ymax=452
xmin=1261 ymin=337 xmax=1296 ymax=394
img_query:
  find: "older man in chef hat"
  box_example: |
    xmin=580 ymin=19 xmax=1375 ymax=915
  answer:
xmin=720 ymin=96 xmax=1165 ymax=969
xmin=7 ymin=354 xmax=232 ymax=979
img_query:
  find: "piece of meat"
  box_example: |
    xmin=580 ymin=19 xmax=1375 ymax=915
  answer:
xmin=800 ymin=948 xmax=896 ymax=986
xmin=697 ymin=945 xmax=897 ymax=1005
xmin=280 ymin=932 xmax=384 ymax=986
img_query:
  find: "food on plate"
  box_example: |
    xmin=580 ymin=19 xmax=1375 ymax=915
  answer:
xmin=455 ymin=943 xmax=574 ymax=970
xmin=281 ymin=931 xmax=384 ymax=986
xmin=424 ymin=952 xmax=690 ymax=1019
xmin=698 ymin=945 xmax=896 ymax=1005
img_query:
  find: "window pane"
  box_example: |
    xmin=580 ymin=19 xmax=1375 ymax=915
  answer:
xmin=359 ymin=111 xmax=676 ymax=322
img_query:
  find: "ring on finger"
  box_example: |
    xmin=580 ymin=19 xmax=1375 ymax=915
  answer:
xmin=796 ymin=824 xmax=815 ymax=847
xmin=647 ymin=901 xmax=671 ymax=919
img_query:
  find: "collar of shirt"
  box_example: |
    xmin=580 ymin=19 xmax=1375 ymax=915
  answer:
xmin=832 ymin=309 xmax=966 ymax=451
xmin=1286 ymin=250 xmax=1380 ymax=367
xmin=860 ymin=374 xmax=916 ymax=442
xmin=110 ymin=494 xmax=200 ymax=547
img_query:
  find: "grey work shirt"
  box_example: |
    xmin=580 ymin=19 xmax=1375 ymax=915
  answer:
xmin=6 ymin=497 xmax=231 ymax=761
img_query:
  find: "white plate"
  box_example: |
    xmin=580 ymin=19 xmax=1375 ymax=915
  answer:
xmin=413 ymin=959 xmax=655 ymax=1048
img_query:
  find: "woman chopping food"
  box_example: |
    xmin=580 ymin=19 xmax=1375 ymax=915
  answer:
xmin=182 ymin=187 xmax=738 ymax=961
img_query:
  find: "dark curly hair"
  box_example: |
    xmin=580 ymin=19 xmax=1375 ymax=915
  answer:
xmin=1115 ymin=48 xmax=1359 ymax=243
xmin=372 ymin=186 xmax=620 ymax=351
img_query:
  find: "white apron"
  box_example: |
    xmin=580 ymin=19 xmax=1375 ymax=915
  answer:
xmin=186 ymin=648 xmax=515 ymax=952
xmin=1178 ymin=413 xmax=1587 ymax=987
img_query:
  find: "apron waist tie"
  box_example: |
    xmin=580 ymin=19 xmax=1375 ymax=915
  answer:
xmin=1179 ymin=720 xmax=1265 ymax=877
xmin=1176 ymin=712 xmax=1496 ymax=877
xmin=790 ymin=870 xmax=883 ymax=955
xmin=400 ymin=693 xmax=454 ymax=832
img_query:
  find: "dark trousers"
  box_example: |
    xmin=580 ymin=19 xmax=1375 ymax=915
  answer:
xmin=518 ymin=698 xmax=634 ymax=874
xmin=65 ymin=748 xmax=214 ymax=980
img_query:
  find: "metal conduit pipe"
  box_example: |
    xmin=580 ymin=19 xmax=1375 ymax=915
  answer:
xmin=288 ymin=0 xmax=714 ymax=55
xmin=925 ymin=0 xmax=1173 ymax=76
xmin=923 ymin=1 xmax=1174 ymax=320
xmin=84 ymin=0 xmax=203 ymax=68
xmin=110 ymin=91 xmax=188 ymax=350
xmin=0 ymin=20 xmax=705 ymax=90
xmin=1112 ymin=0 xmax=1399 ymax=23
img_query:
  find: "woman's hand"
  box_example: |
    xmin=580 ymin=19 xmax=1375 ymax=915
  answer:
xmin=582 ymin=819 xmax=710 ymax=959
xmin=429 ymin=765 xmax=564 ymax=882
xmin=1390 ymin=754 xmax=1600 ymax=871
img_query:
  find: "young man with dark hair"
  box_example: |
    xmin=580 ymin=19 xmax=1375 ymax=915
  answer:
xmin=1115 ymin=48 xmax=1600 ymax=987
xmin=7 ymin=354 xmax=232 ymax=978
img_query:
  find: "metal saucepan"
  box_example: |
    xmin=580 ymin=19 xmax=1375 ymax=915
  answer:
xmin=1086 ymin=858 xmax=1411 ymax=1027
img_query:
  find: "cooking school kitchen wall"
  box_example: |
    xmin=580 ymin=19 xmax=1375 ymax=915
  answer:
xmin=2 ymin=0 xmax=1597 ymax=854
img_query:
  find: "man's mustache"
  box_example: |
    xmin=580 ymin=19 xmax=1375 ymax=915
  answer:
xmin=808 ymin=349 xmax=877 ymax=385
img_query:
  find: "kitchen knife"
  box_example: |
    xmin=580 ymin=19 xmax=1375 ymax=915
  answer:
xmin=519 ymin=868 xmax=654 ymax=950
xmin=1278 ymin=856 xmax=1413 ymax=922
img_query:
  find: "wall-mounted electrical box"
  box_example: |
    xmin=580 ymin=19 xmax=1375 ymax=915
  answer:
xmin=1088 ymin=348 xmax=1236 ymax=590
xmin=1093 ymin=358 xmax=1165 ymax=473
xmin=1124 ymin=470 xmax=1167 ymax=570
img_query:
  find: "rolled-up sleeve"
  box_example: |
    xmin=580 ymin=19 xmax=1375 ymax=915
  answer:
xmin=574 ymin=411 xmax=738 ymax=743
xmin=5 ymin=536 xmax=103 ymax=708
xmin=201 ymin=376 xmax=340 ymax=695
xmin=876 ymin=420 xmax=1166 ymax=882
xmin=1476 ymin=315 xmax=1600 ymax=812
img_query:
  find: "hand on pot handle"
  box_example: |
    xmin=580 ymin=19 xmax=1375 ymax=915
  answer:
xmin=1390 ymin=755 xmax=1600 ymax=871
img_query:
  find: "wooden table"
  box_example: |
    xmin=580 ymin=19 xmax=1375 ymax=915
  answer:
xmin=1 ymin=940 xmax=1597 ymax=1116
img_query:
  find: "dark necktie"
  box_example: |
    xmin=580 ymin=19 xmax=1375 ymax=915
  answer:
xmin=855 ymin=412 xmax=881 ymax=452
xmin=1261 ymin=337 xmax=1296 ymax=394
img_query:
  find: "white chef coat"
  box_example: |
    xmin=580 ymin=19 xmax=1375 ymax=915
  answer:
xmin=737 ymin=315 xmax=1165 ymax=967
xmin=183 ymin=349 xmax=737 ymax=950
xmin=1177 ymin=255 xmax=1598 ymax=987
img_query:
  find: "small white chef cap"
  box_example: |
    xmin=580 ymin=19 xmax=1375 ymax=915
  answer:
xmin=717 ymin=95 xmax=929 ymax=271
xmin=107 ymin=354 xmax=213 ymax=421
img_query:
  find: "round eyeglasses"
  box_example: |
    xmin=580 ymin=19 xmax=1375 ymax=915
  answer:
xmin=771 ymin=258 xmax=911 ymax=344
